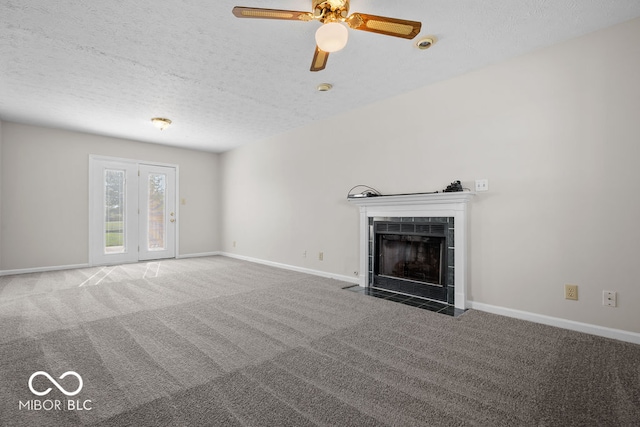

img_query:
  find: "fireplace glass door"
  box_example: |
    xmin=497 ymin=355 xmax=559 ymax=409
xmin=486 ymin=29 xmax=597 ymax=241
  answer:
xmin=373 ymin=221 xmax=448 ymax=302
xmin=378 ymin=235 xmax=443 ymax=285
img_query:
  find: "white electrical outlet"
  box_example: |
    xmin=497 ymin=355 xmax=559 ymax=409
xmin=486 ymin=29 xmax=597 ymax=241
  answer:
xmin=603 ymin=291 xmax=617 ymax=307
xmin=475 ymin=179 xmax=489 ymax=192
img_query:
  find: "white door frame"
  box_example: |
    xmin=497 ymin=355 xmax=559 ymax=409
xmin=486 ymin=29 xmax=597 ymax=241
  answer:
xmin=89 ymin=155 xmax=180 ymax=266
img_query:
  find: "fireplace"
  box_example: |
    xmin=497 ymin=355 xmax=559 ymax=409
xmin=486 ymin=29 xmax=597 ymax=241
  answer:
xmin=348 ymin=192 xmax=474 ymax=309
xmin=372 ymin=218 xmax=452 ymax=303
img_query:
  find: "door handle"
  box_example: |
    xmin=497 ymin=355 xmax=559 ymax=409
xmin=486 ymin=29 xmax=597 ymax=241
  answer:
xmin=170 ymin=219 xmax=175 ymax=223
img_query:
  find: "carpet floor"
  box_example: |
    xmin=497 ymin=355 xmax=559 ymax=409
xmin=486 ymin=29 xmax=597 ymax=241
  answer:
xmin=0 ymin=256 xmax=638 ymax=426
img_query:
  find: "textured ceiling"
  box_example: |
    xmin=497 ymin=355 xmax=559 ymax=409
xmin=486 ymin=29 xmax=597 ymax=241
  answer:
xmin=1 ymin=0 xmax=640 ymax=152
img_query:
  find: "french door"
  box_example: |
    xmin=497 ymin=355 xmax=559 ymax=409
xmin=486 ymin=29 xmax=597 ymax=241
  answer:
xmin=90 ymin=157 xmax=177 ymax=266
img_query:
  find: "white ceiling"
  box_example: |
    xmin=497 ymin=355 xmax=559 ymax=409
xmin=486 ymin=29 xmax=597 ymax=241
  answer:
xmin=2 ymin=0 xmax=640 ymax=153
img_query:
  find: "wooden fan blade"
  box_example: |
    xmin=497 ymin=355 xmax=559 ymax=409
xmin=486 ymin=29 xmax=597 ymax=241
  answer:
xmin=232 ymin=6 xmax=313 ymax=21
xmin=310 ymin=46 xmax=329 ymax=72
xmin=346 ymin=13 xmax=421 ymax=39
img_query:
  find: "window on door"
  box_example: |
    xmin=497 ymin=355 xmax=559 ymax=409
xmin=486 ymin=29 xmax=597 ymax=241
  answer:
xmin=104 ymin=168 xmax=127 ymax=254
xmin=147 ymin=173 xmax=166 ymax=251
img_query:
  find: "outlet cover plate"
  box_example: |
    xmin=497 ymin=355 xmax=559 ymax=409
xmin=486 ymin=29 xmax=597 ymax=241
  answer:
xmin=603 ymin=291 xmax=617 ymax=307
xmin=565 ymin=284 xmax=578 ymax=300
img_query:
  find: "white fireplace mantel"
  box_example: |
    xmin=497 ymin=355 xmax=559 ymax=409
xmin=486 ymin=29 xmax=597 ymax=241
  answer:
xmin=348 ymin=192 xmax=475 ymax=310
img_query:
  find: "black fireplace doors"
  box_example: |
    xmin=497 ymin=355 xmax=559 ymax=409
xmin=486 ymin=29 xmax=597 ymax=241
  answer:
xmin=373 ymin=220 xmax=449 ymax=302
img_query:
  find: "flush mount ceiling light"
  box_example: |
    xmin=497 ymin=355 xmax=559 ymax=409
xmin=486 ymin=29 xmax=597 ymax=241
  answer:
xmin=316 ymin=83 xmax=333 ymax=91
xmin=416 ymin=36 xmax=437 ymax=50
xmin=151 ymin=117 xmax=172 ymax=131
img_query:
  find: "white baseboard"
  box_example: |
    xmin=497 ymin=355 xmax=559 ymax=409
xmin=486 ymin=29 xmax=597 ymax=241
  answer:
xmin=468 ymin=301 xmax=640 ymax=345
xmin=0 ymin=263 xmax=91 ymax=277
xmin=0 ymin=252 xmax=355 ymax=284
xmin=176 ymin=251 xmax=222 ymax=259
xmin=5 ymin=256 xmax=634 ymax=345
xmin=219 ymin=255 xmax=639 ymax=344
xmin=220 ymin=252 xmax=359 ymax=285
xmin=0 ymin=252 xmax=223 ymax=276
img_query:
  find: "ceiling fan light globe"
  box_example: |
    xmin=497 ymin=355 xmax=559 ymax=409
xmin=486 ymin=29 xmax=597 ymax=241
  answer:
xmin=315 ymin=22 xmax=348 ymax=52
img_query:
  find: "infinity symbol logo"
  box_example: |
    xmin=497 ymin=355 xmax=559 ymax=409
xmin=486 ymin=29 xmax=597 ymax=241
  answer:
xmin=28 ymin=371 xmax=83 ymax=397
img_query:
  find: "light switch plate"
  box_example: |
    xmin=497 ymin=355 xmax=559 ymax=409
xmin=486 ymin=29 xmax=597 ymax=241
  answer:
xmin=475 ymin=179 xmax=489 ymax=192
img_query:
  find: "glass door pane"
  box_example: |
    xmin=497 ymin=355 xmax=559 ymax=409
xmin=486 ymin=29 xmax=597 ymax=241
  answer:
xmin=104 ymin=169 xmax=126 ymax=254
xmin=139 ymin=164 xmax=176 ymax=261
xmin=147 ymin=173 xmax=166 ymax=251
xmin=90 ymin=157 xmax=138 ymax=266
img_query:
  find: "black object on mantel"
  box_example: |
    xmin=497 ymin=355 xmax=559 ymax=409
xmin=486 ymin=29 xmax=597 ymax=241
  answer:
xmin=443 ymin=180 xmax=463 ymax=192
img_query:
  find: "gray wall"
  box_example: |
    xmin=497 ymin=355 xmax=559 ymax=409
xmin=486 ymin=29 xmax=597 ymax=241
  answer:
xmin=0 ymin=122 xmax=220 ymax=270
xmin=220 ymin=18 xmax=640 ymax=333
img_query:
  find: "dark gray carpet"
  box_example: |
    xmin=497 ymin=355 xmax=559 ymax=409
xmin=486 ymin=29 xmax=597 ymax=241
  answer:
xmin=0 ymin=256 xmax=638 ymax=426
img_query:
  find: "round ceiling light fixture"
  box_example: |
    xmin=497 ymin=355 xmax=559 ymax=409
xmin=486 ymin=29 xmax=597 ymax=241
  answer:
xmin=416 ymin=36 xmax=437 ymax=50
xmin=316 ymin=83 xmax=333 ymax=92
xmin=151 ymin=117 xmax=172 ymax=131
xmin=315 ymin=22 xmax=349 ymax=53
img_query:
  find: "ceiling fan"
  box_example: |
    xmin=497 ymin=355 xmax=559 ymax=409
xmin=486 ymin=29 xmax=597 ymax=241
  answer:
xmin=232 ymin=0 xmax=422 ymax=71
